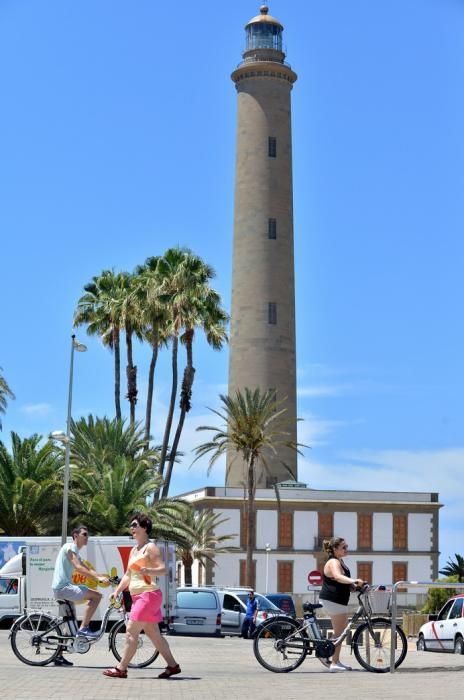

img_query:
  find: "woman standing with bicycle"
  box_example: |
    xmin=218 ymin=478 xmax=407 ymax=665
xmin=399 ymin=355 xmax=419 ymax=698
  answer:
xmin=103 ymin=512 xmax=181 ymax=680
xmin=320 ymin=537 xmax=364 ymax=672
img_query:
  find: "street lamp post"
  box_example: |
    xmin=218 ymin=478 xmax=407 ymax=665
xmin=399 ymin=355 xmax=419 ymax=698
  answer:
xmin=51 ymin=335 xmax=87 ymax=545
xmin=265 ymin=543 xmax=271 ymax=594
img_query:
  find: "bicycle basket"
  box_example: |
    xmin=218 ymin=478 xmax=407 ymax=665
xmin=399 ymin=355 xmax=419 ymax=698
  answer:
xmin=363 ymin=589 xmax=391 ymax=616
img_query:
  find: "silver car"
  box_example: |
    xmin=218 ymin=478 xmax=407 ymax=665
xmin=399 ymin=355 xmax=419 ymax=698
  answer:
xmin=220 ymin=590 xmax=287 ymax=636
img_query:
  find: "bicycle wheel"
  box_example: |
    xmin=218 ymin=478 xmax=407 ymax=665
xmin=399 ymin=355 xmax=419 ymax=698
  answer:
xmin=253 ymin=617 xmax=307 ymax=673
xmin=10 ymin=613 xmax=61 ymax=666
xmin=352 ymin=617 xmax=407 ymax=673
xmin=110 ymin=619 xmax=160 ymax=668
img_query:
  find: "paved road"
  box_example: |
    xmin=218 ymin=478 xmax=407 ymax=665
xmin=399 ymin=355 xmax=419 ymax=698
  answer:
xmin=1 ymin=630 xmax=463 ymax=700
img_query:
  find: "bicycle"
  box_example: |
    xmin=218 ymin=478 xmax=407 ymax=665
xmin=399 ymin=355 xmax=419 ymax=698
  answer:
xmin=9 ymin=577 xmax=159 ymax=668
xmin=253 ymin=584 xmax=407 ymax=673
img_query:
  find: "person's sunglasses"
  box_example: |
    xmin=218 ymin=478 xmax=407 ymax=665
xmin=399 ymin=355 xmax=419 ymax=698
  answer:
xmin=130 ymin=522 xmax=139 ymax=528
xmin=80 ymin=532 xmax=89 ymax=538
xmin=341 ymin=544 xmax=348 ymax=549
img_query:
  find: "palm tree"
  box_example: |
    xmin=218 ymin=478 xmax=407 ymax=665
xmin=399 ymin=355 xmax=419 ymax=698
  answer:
xmin=158 ymin=248 xmax=228 ymax=498
xmin=176 ymin=509 xmax=236 ymax=585
xmin=119 ymin=272 xmax=144 ymax=426
xmin=192 ymin=388 xmax=304 ymax=586
xmin=74 ymin=269 xmax=128 ymax=420
xmin=439 ymin=554 xmax=464 ymax=582
xmin=0 ymin=368 xmax=15 ymax=430
xmin=70 ymin=415 xmax=157 ymax=469
xmin=133 ymin=256 xmax=169 ymax=443
xmin=0 ymin=433 xmax=62 ymax=534
xmin=68 ymin=415 xmax=192 ymax=544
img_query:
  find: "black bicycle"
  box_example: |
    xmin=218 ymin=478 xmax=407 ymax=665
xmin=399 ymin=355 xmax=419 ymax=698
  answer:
xmin=9 ymin=578 xmax=159 ymax=668
xmin=253 ymin=584 xmax=407 ymax=673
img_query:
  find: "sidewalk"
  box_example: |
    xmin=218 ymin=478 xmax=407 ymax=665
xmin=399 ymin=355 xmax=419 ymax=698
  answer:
xmin=0 ymin=631 xmax=463 ymax=700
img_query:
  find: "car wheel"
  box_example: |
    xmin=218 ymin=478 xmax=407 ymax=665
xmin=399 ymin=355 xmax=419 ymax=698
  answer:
xmin=417 ymin=635 xmax=426 ymax=652
xmin=454 ymin=636 xmax=464 ymax=655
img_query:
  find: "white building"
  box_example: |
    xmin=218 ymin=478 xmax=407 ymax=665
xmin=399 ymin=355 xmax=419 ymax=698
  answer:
xmin=178 ymin=483 xmax=441 ymax=596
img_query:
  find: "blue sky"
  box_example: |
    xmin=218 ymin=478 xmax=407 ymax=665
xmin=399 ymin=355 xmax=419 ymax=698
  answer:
xmin=1 ymin=1 xmax=463 ymax=568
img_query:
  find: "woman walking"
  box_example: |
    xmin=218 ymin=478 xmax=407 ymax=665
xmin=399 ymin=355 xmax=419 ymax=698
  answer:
xmin=319 ymin=537 xmax=363 ymax=672
xmin=103 ymin=512 xmax=181 ymax=679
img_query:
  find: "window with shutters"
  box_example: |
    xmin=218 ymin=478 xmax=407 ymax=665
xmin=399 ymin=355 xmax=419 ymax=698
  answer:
xmin=240 ymin=559 xmax=256 ymax=589
xmin=278 ymin=512 xmax=293 ymax=548
xmin=240 ymin=510 xmax=256 ymax=549
xmin=358 ymin=514 xmax=372 ymax=550
xmin=318 ymin=513 xmax=333 ymax=544
xmin=277 ymin=561 xmax=293 ymax=592
xmin=392 ymin=562 xmax=407 ymax=592
xmin=393 ymin=514 xmax=408 ymax=550
xmin=357 ymin=562 xmax=372 ymax=583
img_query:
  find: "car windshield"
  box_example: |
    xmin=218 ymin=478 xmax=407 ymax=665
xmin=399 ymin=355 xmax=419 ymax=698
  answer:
xmin=236 ymin=593 xmax=280 ymax=611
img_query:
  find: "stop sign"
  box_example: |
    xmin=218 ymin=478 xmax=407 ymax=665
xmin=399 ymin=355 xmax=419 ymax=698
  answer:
xmin=307 ymin=569 xmax=323 ymax=585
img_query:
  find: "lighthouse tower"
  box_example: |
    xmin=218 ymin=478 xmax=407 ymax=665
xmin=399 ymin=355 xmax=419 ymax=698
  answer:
xmin=227 ymin=6 xmax=298 ymax=487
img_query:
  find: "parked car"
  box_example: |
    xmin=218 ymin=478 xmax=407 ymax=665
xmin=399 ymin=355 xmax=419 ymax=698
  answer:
xmin=264 ymin=593 xmax=296 ymax=618
xmin=417 ymin=594 xmax=464 ymax=654
xmin=171 ymin=587 xmax=290 ymax=637
xmin=219 ymin=589 xmax=290 ymax=636
xmin=170 ymin=587 xmax=222 ymax=635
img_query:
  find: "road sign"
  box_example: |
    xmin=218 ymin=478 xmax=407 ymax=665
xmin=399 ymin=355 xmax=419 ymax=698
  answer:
xmin=307 ymin=569 xmax=323 ymax=586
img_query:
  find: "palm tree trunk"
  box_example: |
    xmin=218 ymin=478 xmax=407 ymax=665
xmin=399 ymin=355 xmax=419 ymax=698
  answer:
xmin=155 ymin=334 xmax=178 ymax=501
xmin=113 ymin=325 xmax=122 ymax=421
xmin=125 ymin=324 xmax=137 ymax=426
xmin=144 ymin=328 xmax=159 ymax=445
xmin=246 ymin=454 xmax=256 ymax=587
xmin=182 ymin=553 xmax=193 ymax=587
xmin=161 ymin=332 xmax=194 ymax=498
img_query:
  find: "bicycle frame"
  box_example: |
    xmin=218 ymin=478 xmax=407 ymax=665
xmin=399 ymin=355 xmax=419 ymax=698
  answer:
xmin=11 ymin=598 xmax=124 ymax=654
xmin=277 ymin=586 xmax=383 ymax=657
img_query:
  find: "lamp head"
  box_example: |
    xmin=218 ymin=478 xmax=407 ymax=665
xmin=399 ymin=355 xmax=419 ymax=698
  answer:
xmin=49 ymin=430 xmax=69 ymax=444
xmin=73 ymin=339 xmax=87 ymax=352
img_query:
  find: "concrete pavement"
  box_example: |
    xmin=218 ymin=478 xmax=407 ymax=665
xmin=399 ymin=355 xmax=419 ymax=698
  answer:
xmin=0 ymin=630 xmax=463 ymax=699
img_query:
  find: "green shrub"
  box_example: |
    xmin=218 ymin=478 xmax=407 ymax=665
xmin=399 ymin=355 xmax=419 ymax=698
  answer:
xmin=421 ymin=575 xmax=458 ymax=613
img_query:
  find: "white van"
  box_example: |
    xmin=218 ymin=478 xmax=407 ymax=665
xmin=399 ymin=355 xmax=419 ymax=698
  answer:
xmin=170 ymin=587 xmax=222 ymax=635
xmin=0 ymin=537 xmax=176 ymax=625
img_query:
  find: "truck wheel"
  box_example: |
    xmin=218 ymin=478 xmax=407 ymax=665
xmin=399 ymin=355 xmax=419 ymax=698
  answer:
xmin=110 ymin=619 xmax=160 ymax=668
xmin=10 ymin=613 xmax=60 ymax=666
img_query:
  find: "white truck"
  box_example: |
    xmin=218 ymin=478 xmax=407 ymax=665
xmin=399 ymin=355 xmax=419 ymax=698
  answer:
xmin=0 ymin=536 xmax=176 ymax=626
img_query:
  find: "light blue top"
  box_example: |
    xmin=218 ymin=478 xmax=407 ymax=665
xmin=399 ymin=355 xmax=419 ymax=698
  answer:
xmin=52 ymin=542 xmax=81 ymax=590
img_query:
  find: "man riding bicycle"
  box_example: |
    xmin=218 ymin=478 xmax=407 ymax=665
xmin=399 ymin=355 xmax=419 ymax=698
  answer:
xmin=52 ymin=524 xmax=108 ymax=666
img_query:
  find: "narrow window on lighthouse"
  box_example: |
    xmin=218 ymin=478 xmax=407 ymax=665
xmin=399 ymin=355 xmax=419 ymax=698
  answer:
xmin=268 ymin=218 xmax=277 ymax=239
xmin=268 ymin=136 xmax=277 ymax=157
xmin=268 ymin=302 xmax=277 ymax=324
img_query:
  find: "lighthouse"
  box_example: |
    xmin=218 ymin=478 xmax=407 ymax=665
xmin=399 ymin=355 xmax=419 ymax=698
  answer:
xmin=227 ymin=5 xmax=298 ymax=487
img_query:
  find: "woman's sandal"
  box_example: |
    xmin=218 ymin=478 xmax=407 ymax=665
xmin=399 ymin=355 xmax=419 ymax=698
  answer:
xmin=103 ymin=666 xmax=128 ymax=678
xmin=158 ymin=664 xmax=181 ymax=679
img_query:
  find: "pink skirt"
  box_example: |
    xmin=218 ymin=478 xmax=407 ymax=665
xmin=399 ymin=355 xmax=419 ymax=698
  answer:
xmin=129 ymin=589 xmax=163 ymax=623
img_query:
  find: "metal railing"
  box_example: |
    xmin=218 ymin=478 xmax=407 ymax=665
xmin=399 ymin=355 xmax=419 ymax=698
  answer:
xmin=389 ymin=581 xmax=464 ymax=673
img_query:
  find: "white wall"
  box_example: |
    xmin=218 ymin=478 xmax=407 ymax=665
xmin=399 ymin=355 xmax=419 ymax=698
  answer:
xmin=213 ymin=508 xmax=240 ymax=548
xmin=256 ymin=510 xmax=278 ymax=549
xmin=409 ymin=514 xmax=433 ymax=551
xmin=333 ymin=512 xmax=357 ymax=547
xmin=373 ymin=513 xmax=393 ymax=550
xmin=294 ymin=511 xmax=317 ymax=549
